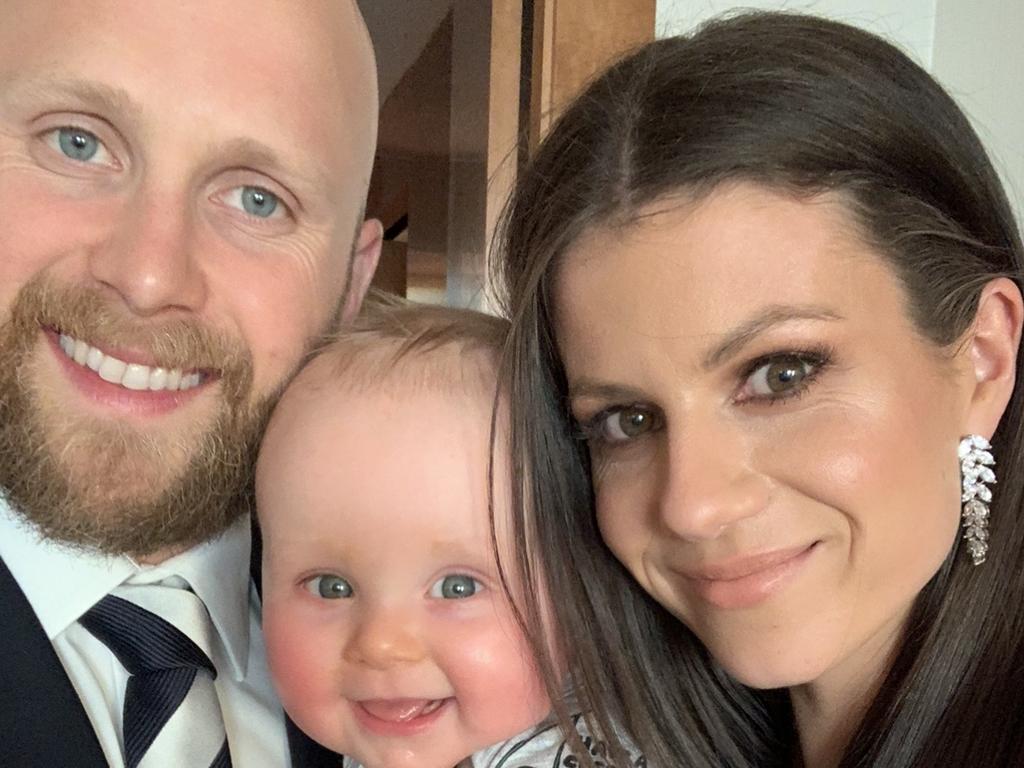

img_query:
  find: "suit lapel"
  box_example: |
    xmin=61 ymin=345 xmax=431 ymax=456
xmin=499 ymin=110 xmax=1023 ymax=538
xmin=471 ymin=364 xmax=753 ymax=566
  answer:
xmin=0 ymin=555 xmax=108 ymax=767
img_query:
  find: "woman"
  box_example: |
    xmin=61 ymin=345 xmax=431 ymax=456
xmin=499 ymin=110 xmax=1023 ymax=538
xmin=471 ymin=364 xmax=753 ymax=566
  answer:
xmin=494 ymin=12 xmax=1024 ymax=768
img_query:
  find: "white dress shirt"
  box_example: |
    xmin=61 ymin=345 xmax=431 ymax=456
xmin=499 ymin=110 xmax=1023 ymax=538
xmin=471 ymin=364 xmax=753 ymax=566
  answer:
xmin=0 ymin=498 xmax=291 ymax=768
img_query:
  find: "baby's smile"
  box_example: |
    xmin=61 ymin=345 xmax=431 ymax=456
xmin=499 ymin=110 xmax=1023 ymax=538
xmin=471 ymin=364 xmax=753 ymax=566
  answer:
xmin=352 ymin=697 xmax=453 ymax=736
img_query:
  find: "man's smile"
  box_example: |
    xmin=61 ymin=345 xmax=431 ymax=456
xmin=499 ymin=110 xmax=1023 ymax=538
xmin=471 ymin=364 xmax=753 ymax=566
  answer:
xmin=42 ymin=326 xmax=216 ymax=418
xmin=56 ymin=330 xmax=206 ymax=392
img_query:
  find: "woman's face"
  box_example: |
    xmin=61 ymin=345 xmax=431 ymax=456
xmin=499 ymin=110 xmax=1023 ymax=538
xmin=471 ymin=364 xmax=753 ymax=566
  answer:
xmin=555 ymin=184 xmax=975 ymax=690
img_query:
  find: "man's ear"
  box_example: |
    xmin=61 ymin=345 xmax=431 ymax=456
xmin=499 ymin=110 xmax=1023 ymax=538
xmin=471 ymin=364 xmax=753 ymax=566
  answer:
xmin=963 ymin=277 xmax=1024 ymax=437
xmin=340 ymin=218 xmax=383 ymax=323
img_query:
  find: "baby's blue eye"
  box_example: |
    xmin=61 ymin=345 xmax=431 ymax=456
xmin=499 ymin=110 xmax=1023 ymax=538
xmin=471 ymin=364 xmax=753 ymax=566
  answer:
xmin=430 ymin=574 xmax=481 ymax=600
xmin=240 ymin=186 xmax=280 ymax=218
xmin=305 ymin=574 xmax=353 ymax=599
xmin=57 ymin=127 xmax=100 ymax=162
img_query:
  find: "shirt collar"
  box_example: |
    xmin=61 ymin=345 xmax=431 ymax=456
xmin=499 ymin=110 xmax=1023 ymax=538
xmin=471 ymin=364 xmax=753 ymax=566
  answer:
xmin=0 ymin=498 xmax=253 ymax=681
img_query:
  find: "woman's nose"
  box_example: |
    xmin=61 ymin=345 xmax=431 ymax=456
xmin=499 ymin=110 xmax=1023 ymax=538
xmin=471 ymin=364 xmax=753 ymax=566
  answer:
xmin=656 ymin=418 xmax=771 ymax=541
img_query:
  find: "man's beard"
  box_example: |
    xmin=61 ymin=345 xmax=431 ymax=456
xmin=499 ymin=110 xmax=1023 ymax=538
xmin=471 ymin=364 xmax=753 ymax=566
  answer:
xmin=0 ymin=276 xmax=280 ymax=558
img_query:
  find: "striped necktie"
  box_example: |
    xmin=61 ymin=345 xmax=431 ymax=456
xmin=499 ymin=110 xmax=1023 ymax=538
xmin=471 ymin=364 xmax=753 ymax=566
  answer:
xmin=80 ymin=585 xmax=232 ymax=768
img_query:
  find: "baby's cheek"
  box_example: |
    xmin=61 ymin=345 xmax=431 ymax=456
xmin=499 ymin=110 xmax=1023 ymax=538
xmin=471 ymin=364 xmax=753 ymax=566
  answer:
xmin=264 ymin=599 xmax=346 ymax=751
xmin=443 ymin=620 xmax=553 ymax=743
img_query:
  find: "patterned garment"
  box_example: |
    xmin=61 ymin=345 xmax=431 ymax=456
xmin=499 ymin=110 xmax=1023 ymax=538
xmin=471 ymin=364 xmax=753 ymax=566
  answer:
xmin=473 ymin=714 xmax=647 ymax=768
xmin=341 ymin=713 xmax=648 ymax=768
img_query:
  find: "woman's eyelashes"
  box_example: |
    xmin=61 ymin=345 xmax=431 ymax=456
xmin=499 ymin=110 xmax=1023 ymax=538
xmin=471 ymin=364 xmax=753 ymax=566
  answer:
xmin=578 ymin=404 xmax=664 ymax=446
xmin=576 ymin=347 xmax=835 ymax=445
xmin=733 ymin=347 xmax=832 ymax=405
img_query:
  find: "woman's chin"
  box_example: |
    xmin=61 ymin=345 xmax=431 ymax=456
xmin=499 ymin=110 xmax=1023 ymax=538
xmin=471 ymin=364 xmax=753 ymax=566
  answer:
xmin=710 ymin=645 xmax=833 ymax=691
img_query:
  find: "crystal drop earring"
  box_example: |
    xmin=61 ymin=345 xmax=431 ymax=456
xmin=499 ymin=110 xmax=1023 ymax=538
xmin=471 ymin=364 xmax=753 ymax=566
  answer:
xmin=960 ymin=434 xmax=996 ymax=565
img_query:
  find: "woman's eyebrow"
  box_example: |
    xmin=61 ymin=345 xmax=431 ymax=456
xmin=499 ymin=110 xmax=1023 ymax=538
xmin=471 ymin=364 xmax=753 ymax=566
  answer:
xmin=702 ymin=304 xmax=843 ymax=369
xmin=567 ymin=380 xmax=649 ymax=405
xmin=567 ymin=306 xmax=842 ymax=402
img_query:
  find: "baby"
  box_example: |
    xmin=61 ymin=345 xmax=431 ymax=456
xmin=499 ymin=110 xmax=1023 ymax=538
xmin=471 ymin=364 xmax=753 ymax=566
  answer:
xmin=256 ymin=297 xmax=595 ymax=768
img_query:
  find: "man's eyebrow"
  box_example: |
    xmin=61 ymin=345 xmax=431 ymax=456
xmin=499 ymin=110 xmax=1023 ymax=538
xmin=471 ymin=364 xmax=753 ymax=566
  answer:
xmin=6 ymin=78 xmax=335 ymax=204
xmin=703 ymin=304 xmax=843 ymax=369
xmin=6 ymin=76 xmax=140 ymax=121
xmin=215 ymin=137 xmax=332 ymax=205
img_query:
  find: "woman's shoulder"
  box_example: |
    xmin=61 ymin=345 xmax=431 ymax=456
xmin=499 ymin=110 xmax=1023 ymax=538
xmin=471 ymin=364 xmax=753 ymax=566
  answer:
xmin=472 ymin=713 xmax=648 ymax=768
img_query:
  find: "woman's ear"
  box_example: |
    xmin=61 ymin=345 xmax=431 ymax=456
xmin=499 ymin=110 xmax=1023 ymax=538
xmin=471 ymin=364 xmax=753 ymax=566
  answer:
xmin=963 ymin=277 xmax=1024 ymax=437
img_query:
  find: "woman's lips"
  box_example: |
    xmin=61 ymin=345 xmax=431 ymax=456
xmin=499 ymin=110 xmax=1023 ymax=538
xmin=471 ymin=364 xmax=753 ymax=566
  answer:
xmin=352 ymin=697 xmax=452 ymax=737
xmin=681 ymin=542 xmax=820 ymax=610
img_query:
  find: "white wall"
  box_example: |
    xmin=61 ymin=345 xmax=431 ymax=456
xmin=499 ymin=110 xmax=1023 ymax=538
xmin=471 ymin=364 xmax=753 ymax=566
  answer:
xmin=656 ymin=0 xmax=1023 ymax=234
xmin=931 ymin=0 xmax=1024 ymax=235
xmin=656 ymin=0 xmax=937 ymax=66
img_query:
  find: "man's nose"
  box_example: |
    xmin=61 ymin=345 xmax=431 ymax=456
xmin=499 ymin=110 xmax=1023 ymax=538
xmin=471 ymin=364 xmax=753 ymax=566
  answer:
xmin=656 ymin=415 xmax=770 ymax=541
xmin=87 ymin=187 xmax=207 ymax=317
xmin=343 ymin=605 xmax=427 ymax=671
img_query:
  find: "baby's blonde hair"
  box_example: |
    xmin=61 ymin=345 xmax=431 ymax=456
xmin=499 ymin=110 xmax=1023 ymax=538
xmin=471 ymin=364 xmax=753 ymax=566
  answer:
xmin=311 ymin=290 xmax=510 ymax=394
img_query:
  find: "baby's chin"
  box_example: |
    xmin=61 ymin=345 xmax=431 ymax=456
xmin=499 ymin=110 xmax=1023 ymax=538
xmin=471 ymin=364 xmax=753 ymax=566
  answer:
xmin=346 ymin=744 xmax=470 ymax=768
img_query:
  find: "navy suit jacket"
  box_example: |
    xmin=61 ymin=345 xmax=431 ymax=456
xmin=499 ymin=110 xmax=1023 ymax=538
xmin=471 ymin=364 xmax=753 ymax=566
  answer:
xmin=0 ymin=526 xmax=338 ymax=767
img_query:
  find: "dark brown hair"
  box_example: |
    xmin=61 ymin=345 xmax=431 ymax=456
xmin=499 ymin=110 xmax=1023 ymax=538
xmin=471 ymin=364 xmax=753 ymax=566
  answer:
xmin=493 ymin=12 xmax=1024 ymax=767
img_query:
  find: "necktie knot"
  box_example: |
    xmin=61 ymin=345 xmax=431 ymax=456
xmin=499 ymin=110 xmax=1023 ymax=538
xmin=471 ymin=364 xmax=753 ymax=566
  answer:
xmin=80 ymin=585 xmax=231 ymax=768
xmin=81 ymin=594 xmax=216 ymax=677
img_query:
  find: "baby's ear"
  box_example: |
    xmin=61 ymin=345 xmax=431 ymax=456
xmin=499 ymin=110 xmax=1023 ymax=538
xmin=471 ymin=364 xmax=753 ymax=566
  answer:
xmin=962 ymin=277 xmax=1023 ymax=437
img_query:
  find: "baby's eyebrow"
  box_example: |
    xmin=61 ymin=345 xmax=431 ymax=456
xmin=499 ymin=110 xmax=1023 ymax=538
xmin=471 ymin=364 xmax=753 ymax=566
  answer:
xmin=702 ymin=304 xmax=843 ymax=369
xmin=428 ymin=538 xmax=492 ymax=564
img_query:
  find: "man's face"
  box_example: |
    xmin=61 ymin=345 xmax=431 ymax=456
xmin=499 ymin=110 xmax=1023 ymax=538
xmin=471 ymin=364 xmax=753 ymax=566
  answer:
xmin=0 ymin=0 xmax=380 ymax=557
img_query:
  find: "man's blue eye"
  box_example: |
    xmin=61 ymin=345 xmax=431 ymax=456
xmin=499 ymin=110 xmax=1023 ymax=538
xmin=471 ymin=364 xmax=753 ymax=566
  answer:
xmin=57 ymin=127 xmax=100 ymax=162
xmin=305 ymin=574 xmax=353 ymax=599
xmin=240 ymin=186 xmax=280 ymax=218
xmin=431 ymin=574 xmax=481 ymax=600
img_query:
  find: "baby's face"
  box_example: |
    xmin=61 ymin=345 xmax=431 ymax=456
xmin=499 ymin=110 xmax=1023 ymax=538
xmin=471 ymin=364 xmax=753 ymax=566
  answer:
xmin=257 ymin=371 xmax=551 ymax=768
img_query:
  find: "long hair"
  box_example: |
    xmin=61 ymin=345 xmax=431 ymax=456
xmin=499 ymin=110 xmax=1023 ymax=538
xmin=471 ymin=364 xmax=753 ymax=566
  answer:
xmin=493 ymin=12 xmax=1024 ymax=767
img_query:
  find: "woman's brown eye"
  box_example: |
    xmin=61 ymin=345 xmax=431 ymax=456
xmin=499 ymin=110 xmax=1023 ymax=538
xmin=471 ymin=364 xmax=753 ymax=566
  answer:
xmin=747 ymin=355 xmax=814 ymax=396
xmin=601 ymin=406 xmax=659 ymax=442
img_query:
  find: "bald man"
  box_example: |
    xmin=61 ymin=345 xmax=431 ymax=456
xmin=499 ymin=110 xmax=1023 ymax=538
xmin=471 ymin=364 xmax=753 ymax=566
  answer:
xmin=0 ymin=1 xmax=381 ymax=765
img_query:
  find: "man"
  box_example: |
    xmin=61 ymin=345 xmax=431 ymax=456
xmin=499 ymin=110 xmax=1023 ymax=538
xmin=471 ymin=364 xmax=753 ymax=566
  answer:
xmin=0 ymin=1 xmax=381 ymax=765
